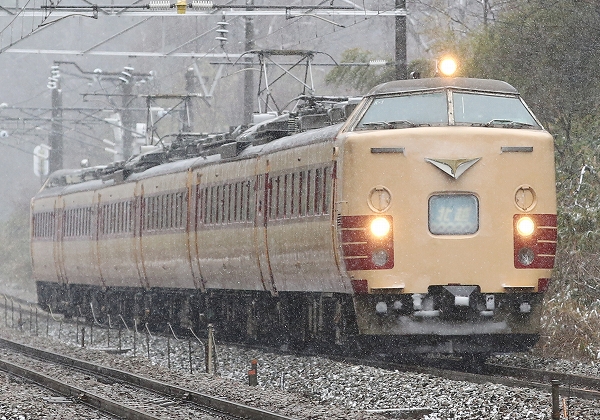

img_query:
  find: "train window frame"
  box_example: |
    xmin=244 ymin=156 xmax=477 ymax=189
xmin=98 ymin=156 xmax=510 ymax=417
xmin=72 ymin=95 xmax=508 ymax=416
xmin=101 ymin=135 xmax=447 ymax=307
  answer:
xmin=306 ymin=170 xmax=314 ymax=216
xmin=324 ymin=166 xmax=332 ymax=215
xmin=354 ymin=91 xmax=449 ymax=129
xmin=451 ymin=91 xmax=541 ymax=128
xmin=285 ymin=173 xmax=292 ymax=218
xmin=248 ymin=179 xmax=255 ymax=222
xmin=241 ymin=182 xmax=248 ymax=223
xmin=348 ymin=87 xmax=542 ymax=131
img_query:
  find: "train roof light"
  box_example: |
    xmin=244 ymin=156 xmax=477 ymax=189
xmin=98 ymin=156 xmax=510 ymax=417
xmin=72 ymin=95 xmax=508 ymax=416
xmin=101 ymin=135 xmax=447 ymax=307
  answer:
xmin=438 ymin=57 xmax=458 ymax=77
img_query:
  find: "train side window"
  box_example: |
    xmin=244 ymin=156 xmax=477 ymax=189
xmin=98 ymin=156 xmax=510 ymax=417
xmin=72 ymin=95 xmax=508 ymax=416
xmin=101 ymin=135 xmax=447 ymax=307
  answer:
xmin=112 ymin=203 xmax=117 ymax=234
xmin=279 ymin=175 xmax=285 ymax=219
xmin=287 ymin=174 xmax=293 ymax=218
xmin=65 ymin=210 xmax=70 ymax=237
xmin=170 ymin=194 xmax=175 ymax=229
xmin=323 ymin=166 xmax=332 ymax=215
xmin=292 ymin=172 xmax=300 ymax=217
xmin=200 ymin=187 xmax=207 ymax=225
xmin=158 ymin=195 xmax=164 ymax=230
xmin=76 ymin=209 xmax=79 ymax=236
xmin=270 ymin=177 xmax=277 ymax=220
xmin=163 ymin=194 xmax=170 ymax=229
xmin=208 ymin=186 xmax=215 ymax=225
xmin=121 ymin=202 xmax=125 ymax=234
xmin=143 ymin=198 xmax=149 ymax=231
xmin=117 ymin=203 xmax=121 ymax=234
xmin=172 ymin=193 xmax=177 ymax=229
xmin=147 ymin=197 xmax=153 ymax=231
xmin=107 ymin=204 xmax=112 ymax=234
xmin=233 ymin=183 xmax=240 ymax=223
xmin=142 ymin=199 xmax=148 ymax=231
xmin=307 ymin=170 xmax=314 ymax=216
xmin=316 ymin=168 xmax=325 ymax=215
xmin=173 ymin=193 xmax=179 ymax=229
xmin=216 ymin=185 xmax=222 ymax=224
xmin=117 ymin=202 xmax=122 ymax=234
xmin=151 ymin=197 xmax=156 ymax=230
xmin=249 ymin=179 xmax=256 ymax=221
xmin=110 ymin=205 xmax=114 ymax=235
xmin=100 ymin=204 xmax=106 ymax=235
xmin=223 ymin=184 xmax=230 ymax=224
xmin=164 ymin=194 xmax=169 ymax=230
xmin=128 ymin=201 xmax=133 ymax=233
xmin=240 ymin=182 xmax=247 ymax=222
xmin=230 ymin=183 xmax=236 ymax=223
xmin=175 ymin=192 xmax=182 ymax=229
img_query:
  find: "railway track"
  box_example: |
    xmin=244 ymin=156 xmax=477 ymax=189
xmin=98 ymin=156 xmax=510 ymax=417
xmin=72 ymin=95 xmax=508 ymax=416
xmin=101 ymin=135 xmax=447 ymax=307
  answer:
xmin=362 ymin=355 xmax=600 ymax=401
xmin=0 ymin=336 xmax=296 ymax=420
xmin=1 ymin=292 xmax=599 ymax=417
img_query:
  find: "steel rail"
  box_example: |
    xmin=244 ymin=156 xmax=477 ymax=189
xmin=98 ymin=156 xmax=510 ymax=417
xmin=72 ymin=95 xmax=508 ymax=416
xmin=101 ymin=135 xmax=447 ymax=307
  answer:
xmin=0 ymin=336 xmax=297 ymax=420
xmin=361 ymin=356 xmax=600 ymax=402
xmin=0 ymin=357 xmax=161 ymax=420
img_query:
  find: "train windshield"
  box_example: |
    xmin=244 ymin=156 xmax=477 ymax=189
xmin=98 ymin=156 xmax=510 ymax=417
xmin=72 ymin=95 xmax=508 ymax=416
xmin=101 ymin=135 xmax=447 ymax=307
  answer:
xmin=452 ymin=92 xmax=540 ymax=128
xmin=354 ymin=89 xmax=541 ymax=130
xmin=355 ymin=92 xmax=448 ymax=129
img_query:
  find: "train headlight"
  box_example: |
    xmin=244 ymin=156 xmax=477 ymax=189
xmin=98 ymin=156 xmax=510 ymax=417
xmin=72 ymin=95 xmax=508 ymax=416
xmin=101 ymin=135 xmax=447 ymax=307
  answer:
xmin=518 ymin=247 xmax=535 ymax=266
xmin=371 ymin=249 xmax=389 ymax=267
xmin=516 ymin=216 xmax=535 ymax=236
xmin=370 ymin=217 xmax=391 ymax=238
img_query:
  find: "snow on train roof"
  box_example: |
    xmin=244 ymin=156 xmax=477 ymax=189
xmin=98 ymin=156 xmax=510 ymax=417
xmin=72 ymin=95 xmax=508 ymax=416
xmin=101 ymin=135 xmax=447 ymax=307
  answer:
xmin=34 ymin=122 xmax=344 ymax=199
xmin=367 ymin=77 xmax=519 ymax=96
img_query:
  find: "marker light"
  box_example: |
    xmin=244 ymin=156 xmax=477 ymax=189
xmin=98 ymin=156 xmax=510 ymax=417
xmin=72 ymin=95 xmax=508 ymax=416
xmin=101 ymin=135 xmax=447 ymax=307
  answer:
xmin=438 ymin=57 xmax=458 ymax=77
xmin=516 ymin=216 xmax=535 ymax=236
xmin=370 ymin=217 xmax=391 ymax=238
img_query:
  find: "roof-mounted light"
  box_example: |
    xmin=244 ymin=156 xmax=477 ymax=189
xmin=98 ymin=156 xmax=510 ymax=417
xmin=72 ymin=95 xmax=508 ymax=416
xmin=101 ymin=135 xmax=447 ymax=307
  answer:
xmin=438 ymin=57 xmax=458 ymax=77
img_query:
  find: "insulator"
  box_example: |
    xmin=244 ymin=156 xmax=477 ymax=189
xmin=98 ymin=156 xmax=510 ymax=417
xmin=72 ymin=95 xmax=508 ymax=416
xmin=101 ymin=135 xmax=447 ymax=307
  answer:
xmin=191 ymin=1 xmax=213 ymax=9
xmin=287 ymin=117 xmax=298 ymax=133
xmin=148 ymin=1 xmax=170 ymax=10
xmin=368 ymin=60 xmax=387 ymax=66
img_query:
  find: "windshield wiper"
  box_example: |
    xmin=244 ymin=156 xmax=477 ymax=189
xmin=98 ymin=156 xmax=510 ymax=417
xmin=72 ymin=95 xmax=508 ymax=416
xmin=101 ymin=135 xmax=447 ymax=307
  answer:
xmin=481 ymin=119 xmax=535 ymax=129
xmin=358 ymin=120 xmax=419 ymax=130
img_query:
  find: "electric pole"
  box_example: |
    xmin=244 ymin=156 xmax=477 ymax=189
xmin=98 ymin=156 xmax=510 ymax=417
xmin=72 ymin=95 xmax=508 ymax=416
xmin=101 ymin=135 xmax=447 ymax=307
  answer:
xmin=49 ymin=76 xmax=63 ymax=173
xmin=395 ymin=0 xmax=407 ymax=80
xmin=243 ymin=0 xmax=255 ymax=125
xmin=184 ymin=67 xmax=196 ymax=132
xmin=121 ymin=82 xmax=134 ymax=160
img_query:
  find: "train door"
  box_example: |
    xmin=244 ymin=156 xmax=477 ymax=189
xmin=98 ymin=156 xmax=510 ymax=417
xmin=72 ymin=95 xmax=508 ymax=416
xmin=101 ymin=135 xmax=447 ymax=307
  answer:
xmin=188 ymin=171 xmax=205 ymax=291
xmin=91 ymin=192 xmax=105 ymax=288
xmin=254 ymin=170 xmax=277 ymax=295
xmin=133 ymin=183 xmax=149 ymax=289
xmin=52 ymin=196 xmax=67 ymax=285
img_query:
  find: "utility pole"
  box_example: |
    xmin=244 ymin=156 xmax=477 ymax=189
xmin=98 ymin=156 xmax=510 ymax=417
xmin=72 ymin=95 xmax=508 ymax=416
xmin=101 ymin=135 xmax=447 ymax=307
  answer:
xmin=121 ymin=82 xmax=134 ymax=160
xmin=49 ymin=75 xmax=63 ymax=173
xmin=395 ymin=0 xmax=407 ymax=80
xmin=243 ymin=0 xmax=255 ymax=125
xmin=483 ymin=0 xmax=489 ymax=26
xmin=184 ymin=67 xmax=196 ymax=132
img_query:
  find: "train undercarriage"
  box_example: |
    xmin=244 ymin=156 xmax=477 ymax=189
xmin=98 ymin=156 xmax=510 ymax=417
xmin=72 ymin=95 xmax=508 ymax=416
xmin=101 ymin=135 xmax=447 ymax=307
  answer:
xmin=36 ymin=280 xmax=541 ymax=357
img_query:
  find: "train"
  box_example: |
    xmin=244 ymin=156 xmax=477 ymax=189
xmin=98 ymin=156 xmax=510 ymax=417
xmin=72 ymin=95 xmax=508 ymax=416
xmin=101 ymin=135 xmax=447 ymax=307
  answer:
xmin=31 ymin=76 xmax=557 ymax=357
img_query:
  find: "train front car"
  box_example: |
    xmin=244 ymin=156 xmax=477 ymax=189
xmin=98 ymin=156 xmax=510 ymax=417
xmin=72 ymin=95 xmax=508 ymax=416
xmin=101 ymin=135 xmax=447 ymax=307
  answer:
xmin=335 ymin=78 xmax=557 ymax=355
